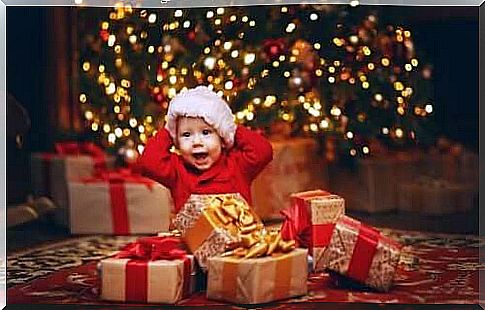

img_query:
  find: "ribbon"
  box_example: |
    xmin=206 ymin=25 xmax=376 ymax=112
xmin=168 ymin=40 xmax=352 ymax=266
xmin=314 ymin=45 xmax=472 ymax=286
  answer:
xmin=343 ymin=216 xmax=381 ymax=284
xmin=55 ymin=141 xmax=107 ymax=170
xmin=117 ymin=236 xmax=187 ymax=261
xmin=280 ymin=203 xmax=311 ymax=248
xmin=182 ymin=194 xmax=261 ymax=255
xmin=116 ymin=237 xmax=192 ymax=302
xmin=218 ymin=251 xmax=295 ymax=303
xmin=82 ymin=169 xmax=154 ymax=234
xmin=280 ymin=190 xmax=333 ymax=250
xmin=85 ymin=168 xmax=155 ymax=190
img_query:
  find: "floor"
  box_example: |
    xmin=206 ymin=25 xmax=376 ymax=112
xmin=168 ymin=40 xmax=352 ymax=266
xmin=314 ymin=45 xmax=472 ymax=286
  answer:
xmin=7 ymin=206 xmax=480 ymax=254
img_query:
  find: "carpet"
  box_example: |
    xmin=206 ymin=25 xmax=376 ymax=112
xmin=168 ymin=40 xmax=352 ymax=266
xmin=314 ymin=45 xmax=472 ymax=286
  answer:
xmin=6 ymin=229 xmax=484 ymax=307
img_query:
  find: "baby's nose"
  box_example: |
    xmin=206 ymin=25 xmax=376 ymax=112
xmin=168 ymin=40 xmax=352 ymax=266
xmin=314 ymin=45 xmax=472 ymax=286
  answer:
xmin=192 ymin=134 xmax=203 ymax=145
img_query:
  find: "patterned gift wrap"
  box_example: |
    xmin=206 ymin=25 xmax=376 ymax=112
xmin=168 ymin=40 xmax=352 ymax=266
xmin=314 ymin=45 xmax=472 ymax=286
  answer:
xmin=281 ymin=190 xmax=345 ymax=271
xmin=320 ymin=215 xmax=401 ymax=292
xmin=172 ymin=193 xmax=263 ymax=269
xmin=206 ymin=248 xmax=308 ymax=304
xmin=99 ymin=237 xmax=196 ymax=304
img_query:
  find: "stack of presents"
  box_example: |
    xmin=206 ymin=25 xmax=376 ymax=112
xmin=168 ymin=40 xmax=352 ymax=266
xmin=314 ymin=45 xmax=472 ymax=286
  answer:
xmin=329 ymin=147 xmax=478 ymax=215
xmin=30 ymin=141 xmax=403 ymax=305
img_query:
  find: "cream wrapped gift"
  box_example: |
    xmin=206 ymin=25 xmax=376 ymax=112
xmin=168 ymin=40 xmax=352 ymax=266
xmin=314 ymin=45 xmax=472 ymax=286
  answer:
xmin=31 ymin=142 xmax=115 ymax=226
xmin=251 ymin=138 xmax=328 ymax=220
xmin=420 ymin=149 xmax=479 ymax=187
xmin=69 ymin=169 xmax=171 ymax=234
xmin=280 ymin=190 xmax=345 ymax=271
xmin=100 ymin=236 xmax=196 ymax=304
xmin=320 ymin=216 xmax=401 ymax=292
xmin=397 ymin=177 xmax=476 ymax=215
xmin=173 ymin=193 xmax=263 ymax=269
xmin=207 ymin=248 xmax=308 ymax=304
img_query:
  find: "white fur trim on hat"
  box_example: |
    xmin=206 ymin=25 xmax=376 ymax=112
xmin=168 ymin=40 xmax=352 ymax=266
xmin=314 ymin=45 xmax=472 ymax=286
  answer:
xmin=165 ymin=85 xmax=237 ymax=148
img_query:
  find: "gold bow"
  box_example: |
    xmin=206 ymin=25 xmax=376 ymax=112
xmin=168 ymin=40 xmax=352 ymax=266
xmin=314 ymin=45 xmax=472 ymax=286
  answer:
xmin=206 ymin=195 xmax=296 ymax=259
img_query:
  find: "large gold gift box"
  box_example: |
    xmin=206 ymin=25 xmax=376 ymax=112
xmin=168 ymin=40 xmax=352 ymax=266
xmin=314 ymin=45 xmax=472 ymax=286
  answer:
xmin=172 ymin=193 xmax=263 ymax=269
xmin=206 ymin=248 xmax=308 ymax=304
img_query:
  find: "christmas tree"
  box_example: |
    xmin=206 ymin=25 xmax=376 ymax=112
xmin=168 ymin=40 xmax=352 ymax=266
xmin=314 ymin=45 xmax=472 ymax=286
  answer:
xmin=77 ymin=4 xmax=435 ymax=160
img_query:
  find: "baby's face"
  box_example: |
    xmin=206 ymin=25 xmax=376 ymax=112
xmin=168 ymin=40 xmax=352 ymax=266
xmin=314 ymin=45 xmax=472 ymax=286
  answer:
xmin=176 ymin=117 xmax=223 ymax=171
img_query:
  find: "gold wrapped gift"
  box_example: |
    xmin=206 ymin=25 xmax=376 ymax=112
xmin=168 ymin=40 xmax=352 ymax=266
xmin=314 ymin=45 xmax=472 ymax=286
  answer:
xmin=207 ymin=248 xmax=308 ymax=304
xmin=173 ymin=193 xmax=264 ymax=269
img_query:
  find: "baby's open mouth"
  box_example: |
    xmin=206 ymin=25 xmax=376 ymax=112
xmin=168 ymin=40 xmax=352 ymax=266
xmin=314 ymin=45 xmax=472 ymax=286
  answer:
xmin=192 ymin=152 xmax=208 ymax=160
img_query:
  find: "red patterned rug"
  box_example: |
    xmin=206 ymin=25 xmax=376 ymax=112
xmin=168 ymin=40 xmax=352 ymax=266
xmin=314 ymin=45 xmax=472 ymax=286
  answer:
xmin=6 ymin=229 xmax=484 ymax=308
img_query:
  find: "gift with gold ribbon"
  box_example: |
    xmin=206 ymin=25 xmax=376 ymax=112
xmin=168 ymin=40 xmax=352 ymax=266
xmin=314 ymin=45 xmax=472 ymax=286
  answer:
xmin=30 ymin=142 xmax=116 ymax=226
xmin=280 ymin=189 xmax=345 ymax=271
xmin=68 ymin=168 xmax=171 ymax=234
xmin=100 ymin=236 xmax=196 ymax=304
xmin=320 ymin=215 xmax=402 ymax=291
xmin=173 ymin=193 xmax=265 ymax=269
xmin=206 ymin=247 xmax=308 ymax=304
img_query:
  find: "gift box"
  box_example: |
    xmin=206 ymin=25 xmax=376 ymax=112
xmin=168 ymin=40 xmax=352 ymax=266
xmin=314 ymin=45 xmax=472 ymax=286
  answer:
xmin=31 ymin=142 xmax=115 ymax=226
xmin=251 ymin=138 xmax=328 ymax=220
xmin=397 ymin=177 xmax=476 ymax=215
xmin=330 ymin=153 xmax=419 ymax=213
xmin=420 ymin=150 xmax=479 ymax=187
xmin=172 ymin=193 xmax=263 ymax=269
xmin=69 ymin=169 xmax=171 ymax=234
xmin=207 ymin=248 xmax=308 ymax=304
xmin=320 ymin=215 xmax=401 ymax=292
xmin=100 ymin=236 xmax=196 ymax=304
xmin=280 ymin=190 xmax=345 ymax=271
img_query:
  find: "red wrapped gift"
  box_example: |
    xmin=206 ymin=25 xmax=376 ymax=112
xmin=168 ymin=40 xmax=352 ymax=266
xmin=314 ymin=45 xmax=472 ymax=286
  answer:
xmin=69 ymin=169 xmax=171 ymax=234
xmin=280 ymin=189 xmax=345 ymax=271
xmin=321 ymin=215 xmax=402 ymax=291
xmin=100 ymin=236 xmax=196 ymax=303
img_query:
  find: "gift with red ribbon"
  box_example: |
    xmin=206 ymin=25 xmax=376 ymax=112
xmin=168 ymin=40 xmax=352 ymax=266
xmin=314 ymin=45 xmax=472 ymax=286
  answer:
xmin=54 ymin=141 xmax=108 ymax=170
xmin=280 ymin=189 xmax=345 ymax=271
xmin=320 ymin=215 xmax=402 ymax=292
xmin=100 ymin=236 xmax=196 ymax=303
xmin=30 ymin=142 xmax=116 ymax=226
xmin=68 ymin=168 xmax=171 ymax=235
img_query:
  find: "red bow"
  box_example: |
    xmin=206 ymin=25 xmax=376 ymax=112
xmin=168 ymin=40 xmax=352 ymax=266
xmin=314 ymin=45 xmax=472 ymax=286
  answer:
xmin=280 ymin=203 xmax=312 ymax=248
xmin=55 ymin=141 xmax=107 ymax=170
xmin=84 ymin=168 xmax=154 ymax=189
xmin=116 ymin=237 xmax=187 ymax=261
xmin=55 ymin=141 xmax=105 ymax=157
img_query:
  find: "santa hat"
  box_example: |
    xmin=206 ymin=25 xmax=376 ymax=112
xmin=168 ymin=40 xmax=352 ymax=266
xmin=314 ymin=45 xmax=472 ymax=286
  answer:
xmin=165 ymin=86 xmax=237 ymax=148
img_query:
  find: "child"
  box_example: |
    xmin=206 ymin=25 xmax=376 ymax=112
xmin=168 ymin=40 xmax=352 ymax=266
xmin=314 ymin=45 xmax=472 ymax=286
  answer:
xmin=137 ymin=85 xmax=273 ymax=213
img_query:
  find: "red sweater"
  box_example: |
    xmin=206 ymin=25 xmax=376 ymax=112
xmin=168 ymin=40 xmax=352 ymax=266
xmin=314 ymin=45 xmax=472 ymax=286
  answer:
xmin=136 ymin=125 xmax=273 ymax=212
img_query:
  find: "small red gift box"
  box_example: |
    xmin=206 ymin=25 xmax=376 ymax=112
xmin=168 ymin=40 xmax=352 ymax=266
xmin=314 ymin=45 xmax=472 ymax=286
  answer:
xmin=100 ymin=236 xmax=196 ymax=304
xmin=69 ymin=169 xmax=171 ymax=234
xmin=280 ymin=189 xmax=345 ymax=271
xmin=321 ymin=215 xmax=402 ymax=291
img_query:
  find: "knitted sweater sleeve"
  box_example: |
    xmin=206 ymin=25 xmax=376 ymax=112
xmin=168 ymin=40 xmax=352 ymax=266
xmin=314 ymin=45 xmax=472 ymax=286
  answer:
xmin=232 ymin=125 xmax=273 ymax=182
xmin=135 ymin=128 xmax=179 ymax=189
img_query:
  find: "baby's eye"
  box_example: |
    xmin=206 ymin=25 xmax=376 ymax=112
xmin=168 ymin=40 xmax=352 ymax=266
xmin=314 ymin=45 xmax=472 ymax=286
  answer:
xmin=202 ymin=129 xmax=212 ymax=135
xmin=181 ymin=132 xmax=190 ymax=137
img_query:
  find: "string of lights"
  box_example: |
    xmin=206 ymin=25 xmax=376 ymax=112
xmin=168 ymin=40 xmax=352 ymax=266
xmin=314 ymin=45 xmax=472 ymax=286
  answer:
xmin=78 ymin=4 xmax=435 ymax=159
